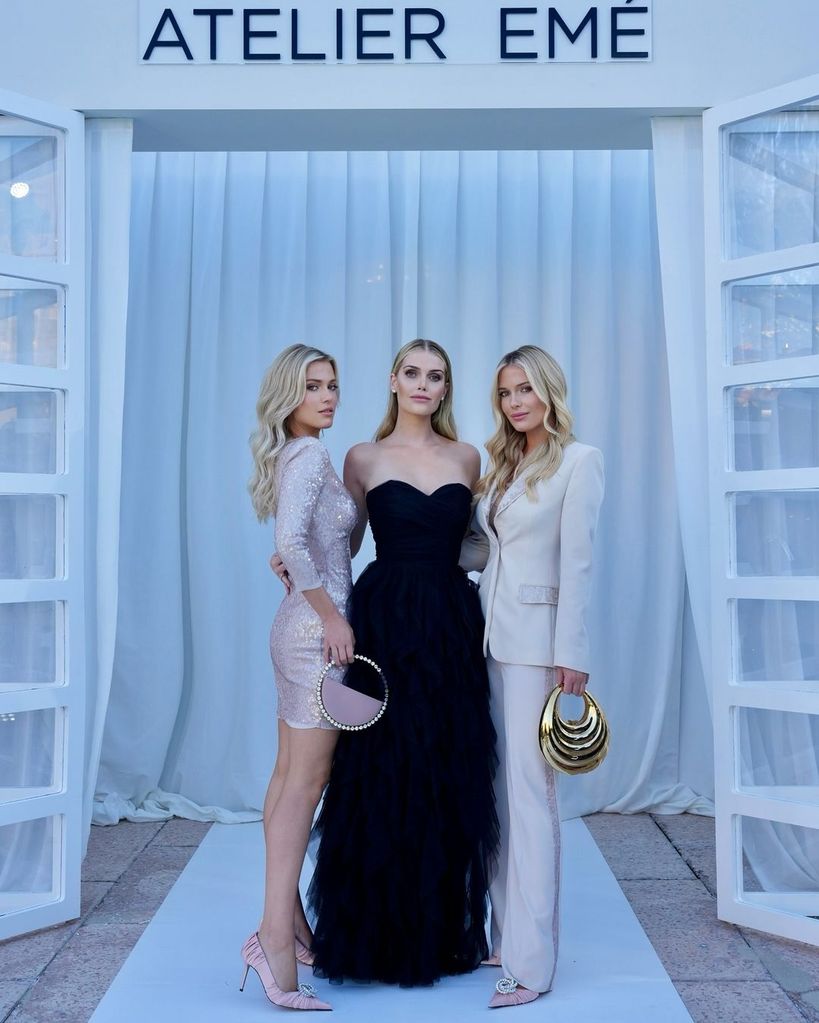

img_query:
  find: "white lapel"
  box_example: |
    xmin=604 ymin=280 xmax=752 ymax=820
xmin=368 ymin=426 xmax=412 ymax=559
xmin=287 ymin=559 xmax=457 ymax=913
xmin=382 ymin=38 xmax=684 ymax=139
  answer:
xmin=475 ymin=492 xmax=497 ymax=545
xmin=494 ymin=474 xmax=527 ymax=519
xmin=493 ymin=443 xmax=578 ymax=520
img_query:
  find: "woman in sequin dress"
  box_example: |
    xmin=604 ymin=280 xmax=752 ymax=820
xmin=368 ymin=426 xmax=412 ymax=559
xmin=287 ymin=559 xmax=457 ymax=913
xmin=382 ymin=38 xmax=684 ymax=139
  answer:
xmin=243 ymin=344 xmax=357 ymax=1012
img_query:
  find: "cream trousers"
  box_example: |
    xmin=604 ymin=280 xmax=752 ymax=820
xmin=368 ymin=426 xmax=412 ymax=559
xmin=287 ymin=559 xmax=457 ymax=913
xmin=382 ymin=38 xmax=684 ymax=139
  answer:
xmin=488 ymin=655 xmax=561 ymax=993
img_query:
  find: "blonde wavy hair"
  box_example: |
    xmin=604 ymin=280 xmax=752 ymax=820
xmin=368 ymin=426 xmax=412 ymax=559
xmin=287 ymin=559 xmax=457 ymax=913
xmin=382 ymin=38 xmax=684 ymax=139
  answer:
xmin=477 ymin=346 xmax=574 ymax=500
xmin=248 ymin=344 xmax=339 ymax=521
xmin=373 ymin=339 xmax=458 ymax=442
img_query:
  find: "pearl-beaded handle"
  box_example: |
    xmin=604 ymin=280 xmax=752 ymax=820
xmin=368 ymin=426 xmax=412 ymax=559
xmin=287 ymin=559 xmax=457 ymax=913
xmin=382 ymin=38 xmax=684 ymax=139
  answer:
xmin=315 ymin=654 xmax=389 ymax=731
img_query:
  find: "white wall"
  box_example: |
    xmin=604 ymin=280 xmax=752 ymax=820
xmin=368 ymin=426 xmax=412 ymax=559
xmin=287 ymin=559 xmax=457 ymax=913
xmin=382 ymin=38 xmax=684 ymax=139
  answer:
xmin=1 ymin=0 xmax=818 ymax=148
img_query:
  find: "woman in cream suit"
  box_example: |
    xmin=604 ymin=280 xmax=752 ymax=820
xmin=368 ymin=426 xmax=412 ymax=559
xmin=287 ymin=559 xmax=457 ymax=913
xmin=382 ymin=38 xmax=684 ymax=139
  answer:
xmin=461 ymin=345 xmax=604 ymax=1010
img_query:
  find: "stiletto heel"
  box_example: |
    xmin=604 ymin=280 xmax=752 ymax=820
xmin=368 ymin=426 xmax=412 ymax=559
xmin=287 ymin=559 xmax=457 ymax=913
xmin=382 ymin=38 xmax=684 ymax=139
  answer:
xmin=240 ymin=964 xmax=251 ymax=991
xmin=240 ymin=933 xmax=332 ymax=1011
xmin=295 ymin=936 xmax=316 ymax=967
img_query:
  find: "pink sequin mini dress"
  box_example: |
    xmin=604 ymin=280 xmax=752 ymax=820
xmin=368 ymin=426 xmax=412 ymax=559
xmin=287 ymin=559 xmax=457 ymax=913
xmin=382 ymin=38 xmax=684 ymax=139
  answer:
xmin=270 ymin=437 xmax=357 ymax=729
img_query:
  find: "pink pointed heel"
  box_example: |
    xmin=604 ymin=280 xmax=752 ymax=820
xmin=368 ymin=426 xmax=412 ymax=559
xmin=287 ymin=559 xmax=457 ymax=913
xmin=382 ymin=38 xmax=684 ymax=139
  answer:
xmin=481 ymin=951 xmax=502 ymax=967
xmin=240 ymin=933 xmax=332 ymax=1011
xmin=295 ymin=936 xmax=316 ymax=967
xmin=488 ymin=977 xmax=541 ymax=1009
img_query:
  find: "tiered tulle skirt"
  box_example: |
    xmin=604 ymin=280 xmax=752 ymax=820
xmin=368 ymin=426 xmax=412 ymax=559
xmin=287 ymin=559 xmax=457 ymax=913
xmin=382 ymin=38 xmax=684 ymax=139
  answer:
xmin=308 ymin=559 xmax=499 ymax=987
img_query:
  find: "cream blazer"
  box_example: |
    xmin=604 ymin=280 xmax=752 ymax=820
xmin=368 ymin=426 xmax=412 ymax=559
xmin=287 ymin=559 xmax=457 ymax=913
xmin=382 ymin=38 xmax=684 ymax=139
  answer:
xmin=460 ymin=441 xmax=604 ymax=672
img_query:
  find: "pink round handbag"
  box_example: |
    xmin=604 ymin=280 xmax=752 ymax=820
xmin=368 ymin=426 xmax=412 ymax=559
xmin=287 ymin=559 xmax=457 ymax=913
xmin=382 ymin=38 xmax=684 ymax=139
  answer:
xmin=315 ymin=655 xmax=389 ymax=731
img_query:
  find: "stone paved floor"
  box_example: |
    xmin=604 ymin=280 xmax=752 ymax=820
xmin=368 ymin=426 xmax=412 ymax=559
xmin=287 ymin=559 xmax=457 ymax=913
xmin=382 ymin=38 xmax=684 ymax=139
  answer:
xmin=2 ymin=814 xmax=818 ymax=1022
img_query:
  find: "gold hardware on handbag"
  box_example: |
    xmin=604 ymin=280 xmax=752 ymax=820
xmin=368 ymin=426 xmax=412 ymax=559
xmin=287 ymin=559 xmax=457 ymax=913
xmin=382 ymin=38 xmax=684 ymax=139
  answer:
xmin=538 ymin=685 xmax=609 ymax=775
xmin=316 ymin=654 xmax=389 ymax=731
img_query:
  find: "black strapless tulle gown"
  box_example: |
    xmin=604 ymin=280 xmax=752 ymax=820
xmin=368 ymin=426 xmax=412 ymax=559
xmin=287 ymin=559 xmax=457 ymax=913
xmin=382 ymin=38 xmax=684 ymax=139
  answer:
xmin=308 ymin=480 xmax=499 ymax=987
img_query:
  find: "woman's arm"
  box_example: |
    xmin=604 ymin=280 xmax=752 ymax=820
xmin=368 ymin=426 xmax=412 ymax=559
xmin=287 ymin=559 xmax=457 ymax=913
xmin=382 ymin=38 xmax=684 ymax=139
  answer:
xmin=275 ymin=441 xmax=325 ymax=593
xmin=459 ymin=501 xmax=490 ymax=573
xmin=344 ymin=445 xmax=370 ymax=559
xmin=276 ymin=440 xmax=355 ymax=664
xmin=553 ymin=447 xmax=605 ymax=691
xmin=458 ymin=445 xmax=490 ymax=573
xmin=464 ymin=444 xmax=482 ymax=490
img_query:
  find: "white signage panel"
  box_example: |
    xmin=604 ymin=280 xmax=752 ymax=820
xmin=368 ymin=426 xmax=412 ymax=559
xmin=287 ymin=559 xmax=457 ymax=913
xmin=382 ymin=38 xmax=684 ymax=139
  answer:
xmin=139 ymin=1 xmax=652 ymax=64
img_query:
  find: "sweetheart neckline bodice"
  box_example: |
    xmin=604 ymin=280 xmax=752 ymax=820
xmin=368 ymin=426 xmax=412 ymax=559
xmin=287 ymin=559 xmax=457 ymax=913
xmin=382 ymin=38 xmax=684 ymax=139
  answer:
xmin=366 ymin=479 xmax=472 ymax=501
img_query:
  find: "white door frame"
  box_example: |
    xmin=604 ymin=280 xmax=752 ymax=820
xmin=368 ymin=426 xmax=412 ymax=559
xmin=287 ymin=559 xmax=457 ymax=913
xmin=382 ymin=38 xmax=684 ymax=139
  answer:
xmin=704 ymin=72 xmax=819 ymax=945
xmin=0 ymin=88 xmax=85 ymax=940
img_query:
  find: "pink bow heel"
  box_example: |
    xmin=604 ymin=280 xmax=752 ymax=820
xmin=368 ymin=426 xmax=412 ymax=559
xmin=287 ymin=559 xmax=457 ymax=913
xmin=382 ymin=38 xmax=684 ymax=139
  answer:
xmin=240 ymin=933 xmax=332 ymax=1011
xmin=488 ymin=977 xmax=541 ymax=1009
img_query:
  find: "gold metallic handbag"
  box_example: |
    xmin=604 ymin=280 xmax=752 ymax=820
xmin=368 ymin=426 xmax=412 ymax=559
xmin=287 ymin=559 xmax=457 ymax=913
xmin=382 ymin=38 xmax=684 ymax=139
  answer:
xmin=538 ymin=685 xmax=609 ymax=775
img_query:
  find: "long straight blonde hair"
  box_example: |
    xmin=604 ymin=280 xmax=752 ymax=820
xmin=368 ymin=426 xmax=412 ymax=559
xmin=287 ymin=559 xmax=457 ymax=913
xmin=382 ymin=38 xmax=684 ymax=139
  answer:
xmin=373 ymin=339 xmax=458 ymax=441
xmin=248 ymin=344 xmax=338 ymax=521
xmin=477 ymin=346 xmax=574 ymax=499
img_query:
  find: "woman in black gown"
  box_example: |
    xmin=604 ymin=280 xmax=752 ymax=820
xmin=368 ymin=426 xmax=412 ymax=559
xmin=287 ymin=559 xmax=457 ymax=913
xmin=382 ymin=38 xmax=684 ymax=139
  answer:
xmin=307 ymin=339 xmax=499 ymax=987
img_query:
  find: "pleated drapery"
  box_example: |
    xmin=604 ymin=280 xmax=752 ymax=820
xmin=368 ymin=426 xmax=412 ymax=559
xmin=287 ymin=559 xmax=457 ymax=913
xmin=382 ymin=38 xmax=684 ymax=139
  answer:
xmin=83 ymin=120 xmax=134 ymax=841
xmin=92 ymin=150 xmax=713 ymax=825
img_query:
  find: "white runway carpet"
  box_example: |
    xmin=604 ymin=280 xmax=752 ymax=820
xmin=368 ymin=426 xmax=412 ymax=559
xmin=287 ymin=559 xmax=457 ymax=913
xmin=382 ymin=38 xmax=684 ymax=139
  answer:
xmin=90 ymin=819 xmax=692 ymax=1022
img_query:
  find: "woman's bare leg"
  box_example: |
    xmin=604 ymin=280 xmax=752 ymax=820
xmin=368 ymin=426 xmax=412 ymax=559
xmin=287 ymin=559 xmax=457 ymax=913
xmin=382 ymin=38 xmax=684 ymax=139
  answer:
xmin=260 ymin=723 xmax=313 ymax=944
xmin=257 ymin=724 xmax=338 ymax=992
xmin=263 ymin=719 xmax=290 ymax=827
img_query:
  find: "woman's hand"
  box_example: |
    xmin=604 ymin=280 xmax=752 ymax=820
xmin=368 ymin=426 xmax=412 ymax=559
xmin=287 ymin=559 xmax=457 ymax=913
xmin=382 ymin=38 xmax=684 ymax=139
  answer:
xmin=323 ymin=613 xmax=355 ymax=666
xmin=269 ymin=550 xmax=353 ymax=662
xmin=269 ymin=553 xmax=293 ymax=595
xmin=556 ymin=665 xmax=588 ymax=696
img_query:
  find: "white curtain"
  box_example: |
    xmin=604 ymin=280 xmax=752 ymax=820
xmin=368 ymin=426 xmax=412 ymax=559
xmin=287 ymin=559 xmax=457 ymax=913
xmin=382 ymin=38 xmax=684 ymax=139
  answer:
xmin=92 ymin=149 xmax=713 ymax=825
xmin=651 ymin=117 xmax=715 ymax=805
xmin=83 ymin=119 xmax=133 ymax=846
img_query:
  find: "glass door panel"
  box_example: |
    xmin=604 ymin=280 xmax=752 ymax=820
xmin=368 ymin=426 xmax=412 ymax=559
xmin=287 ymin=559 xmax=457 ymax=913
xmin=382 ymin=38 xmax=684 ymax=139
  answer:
xmin=0 ymin=120 xmax=62 ymax=261
xmin=0 ymin=600 xmax=63 ymax=692
xmin=728 ymin=377 xmax=819 ymax=471
xmin=0 ymin=88 xmax=84 ymax=942
xmin=0 ymin=707 xmax=63 ymax=803
xmin=738 ymin=707 xmax=819 ymax=795
xmin=724 ymin=107 xmax=819 ymax=260
xmin=739 ymin=816 xmax=819 ymax=918
xmin=728 ymin=267 xmax=819 ymax=365
xmin=707 ymin=72 xmax=819 ymax=947
xmin=0 ymin=816 xmax=61 ymax=913
xmin=0 ymin=282 xmax=63 ymax=369
xmin=734 ymin=599 xmax=819 ymax=683
xmin=0 ymin=494 xmax=60 ymax=579
xmin=732 ymin=490 xmax=819 ymax=576
xmin=0 ymin=385 xmax=62 ymax=473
